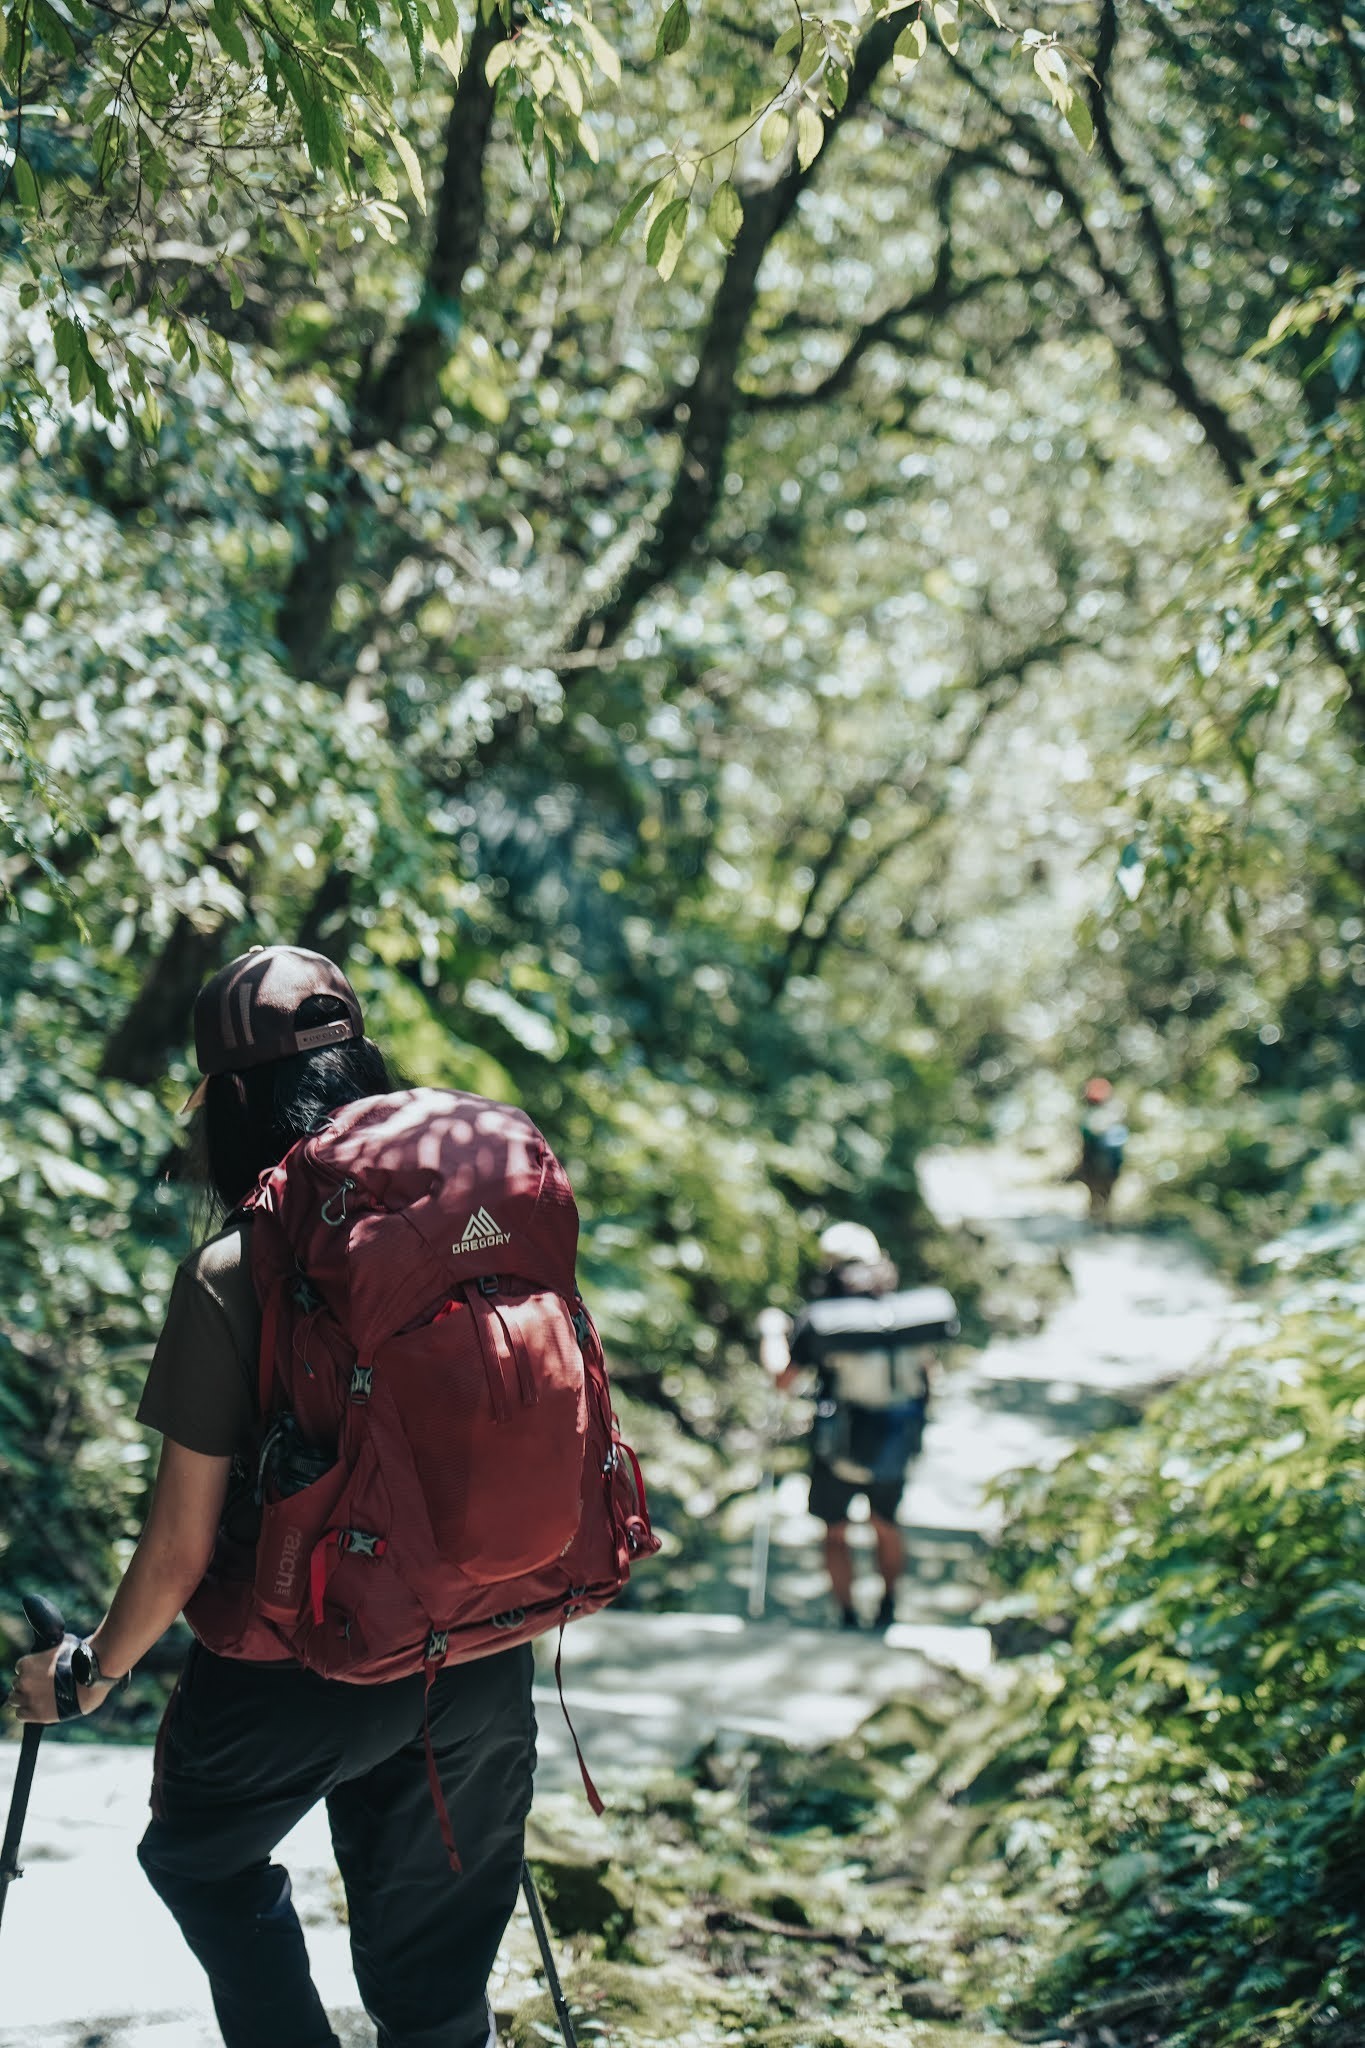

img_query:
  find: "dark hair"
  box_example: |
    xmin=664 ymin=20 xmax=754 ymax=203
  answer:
xmin=200 ymin=994 xmax=395 ymax=1211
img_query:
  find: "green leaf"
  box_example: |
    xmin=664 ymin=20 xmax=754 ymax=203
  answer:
xmin=707 ymin=179 xmax=743 ymax=253
xmin=544 ymin=133 xmax=564 ymax=234
xmin=1033 ymin=43 xmax=1071 ymax=110
xmin=89 ymin=358 xmax=118 ymax=420
xmin=571 ymin=9 xmax=621 ymax=84
xmin=52 ymin=315 xmax=82 ymax=371
xmin=30 ymin=0 xmax=75 ymax=58
xmin=11 ymin=155 xmax=40 ymax=211
xmin=933 ymin=0 xmax=959 ymax=53
xmin=1064 ymin=89 xmax=1094 ymax=152
xmin=798 ymin=34 xmax=825 ymax=85
xmin=209 ymin=1 xmax=251 ymax=67
xmin=610 ymin=178 xmax=661 ymax=245
xmin=485 ymin=38 xmax=517 ymax=85
xmin=645 ymin=192 xmax=688 ymax=270
xmin=66 ymin=348 xmax=91 ymax=406
xmin=894 ymin=18 xmax=927 ymax=76
xmin=761 ymin=108 xmax=789 ymax=161
xmin=513 ymin=90 xmax=536 ymax=165
xmin=356 ymin=133 xmax=399 ymax=202
xmin=796 ymin=102 xmax=824 ymax=171
xmin=657 ymin=202 xmax=689 ymax=280
xmin=389 ymin=123 xmax=427 ymax=211
xmin=18 ymin=281 xmax=40 ymax=309
xmin=656 ymin=0 xmax=690 ymax=58
xmin=773 ymin=21 xmax=800 ymax=60
xmin=549 ymin=47 xmax=584 ymax=115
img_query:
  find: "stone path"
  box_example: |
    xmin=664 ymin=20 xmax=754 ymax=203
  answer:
xmin=0 ymin=1146 xmax=1238 ymax=2046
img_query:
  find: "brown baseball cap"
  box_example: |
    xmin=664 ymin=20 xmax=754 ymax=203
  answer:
xmin=184 ymin=946 xmax=364 ymax=1107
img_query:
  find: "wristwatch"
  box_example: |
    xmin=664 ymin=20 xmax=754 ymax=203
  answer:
xmin=70 ymin=1639 xmax=132 ymax=1692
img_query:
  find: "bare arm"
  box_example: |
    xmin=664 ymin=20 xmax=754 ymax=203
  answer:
xmin=9 ymin=1438 xmax=230 ymax=1723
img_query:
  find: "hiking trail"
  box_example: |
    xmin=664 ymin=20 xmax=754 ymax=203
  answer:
xmin=0 ymin=1147 xmax=1239 ymax=2046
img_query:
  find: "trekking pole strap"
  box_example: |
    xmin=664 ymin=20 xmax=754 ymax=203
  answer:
xmin=521 ymin=1861 xmax=579 ymax=2048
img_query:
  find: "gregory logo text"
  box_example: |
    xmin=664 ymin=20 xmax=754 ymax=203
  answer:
xmin=456 ymin=1207 xmax=512 ymax=1252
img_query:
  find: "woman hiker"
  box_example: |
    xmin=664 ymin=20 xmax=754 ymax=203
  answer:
xmin=8 ymin=946 xmax=534 ymax=2048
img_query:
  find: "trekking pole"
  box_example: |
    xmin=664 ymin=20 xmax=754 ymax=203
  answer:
xmin=747 ymin=1465 xmax=773 ymax=1621
xmin=0 ymin=1594 xmax=68 ymax=1937
xmin=749 ymin=1312 xmax=791 ymax=1622
xmin=520 ymin=1861 xmax=578 ymax=2048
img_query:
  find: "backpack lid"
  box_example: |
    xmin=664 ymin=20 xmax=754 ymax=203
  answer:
xmin=253 ymin=1088 xmax=579 ymax=1350
xmin=802 ymin=1284 xmax=959 ymax=1344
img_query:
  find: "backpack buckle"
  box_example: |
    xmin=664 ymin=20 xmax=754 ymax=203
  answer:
xmin=491 ymin=1608 xmax=526 ymax=1630
xmin=476 ymin=1275 xmax=500 ymax=1298
xmin=426 ymin=1629 xmax=449 ymax=1663
xmin=340 ymin=1529 xmax=383 ymax=1560
xmin=350 ymin=1365 xmax=373 ymax=1403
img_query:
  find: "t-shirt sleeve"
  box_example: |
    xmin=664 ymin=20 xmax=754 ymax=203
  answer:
xmin=138 ymin=1261 xmax=256 ymax=1458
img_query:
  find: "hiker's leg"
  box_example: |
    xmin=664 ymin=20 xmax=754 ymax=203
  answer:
xmin=328 ymin=1644 xmax=536 ymax=2048
xmin=138 ymin=1647 xmax=347 ymax=2048
xmin=823 ymin=1522 xmax=855 ymax=1611
xmin=871 ymin=1513 xmax=904 ymax=1598
xmin=809 ymin=1460 xmax=858 ymax=1619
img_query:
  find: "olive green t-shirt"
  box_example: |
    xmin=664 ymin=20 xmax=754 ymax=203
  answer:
xmin=137 ymin=1220 xmax=260 ymax=1458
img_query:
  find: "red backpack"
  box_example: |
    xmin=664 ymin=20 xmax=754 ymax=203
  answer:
xmin=186 ymin=1088 xmax=659 ymax=1819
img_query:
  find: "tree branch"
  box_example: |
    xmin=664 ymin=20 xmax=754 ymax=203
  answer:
xmin=562 ymin=13 xmax=903 ymax=659
xmin=953 ymin=52 xmax=1254 ymax=486
xmin=1088 ymin=0 xmax=1183 ymax=364
xmin=275 ymin=11 xmax=503 ymax=683
xmin=774 ymin=637 xmax=1085 ymax=992
xmin=99 ymin=24 xmax=505 ymax=1080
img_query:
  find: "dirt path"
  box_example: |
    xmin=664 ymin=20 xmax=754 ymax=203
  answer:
xmin=0 ymin=1149 xmax=1238 ymax=2047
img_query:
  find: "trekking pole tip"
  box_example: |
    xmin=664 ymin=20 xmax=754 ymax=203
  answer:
xmin=20 ymin=1596 xmax=66 ymax=1651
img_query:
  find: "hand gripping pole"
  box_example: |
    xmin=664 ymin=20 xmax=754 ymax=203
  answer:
xmin=0 ymin=1594 xmax=68 ymax=1939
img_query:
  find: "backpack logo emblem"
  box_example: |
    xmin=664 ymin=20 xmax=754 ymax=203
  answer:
xmin=457 ymin=1207 xmax=511 ymax=1252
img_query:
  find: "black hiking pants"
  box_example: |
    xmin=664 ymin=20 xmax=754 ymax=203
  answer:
xmin=139 ymin=1642 xmax=536 ymax=2048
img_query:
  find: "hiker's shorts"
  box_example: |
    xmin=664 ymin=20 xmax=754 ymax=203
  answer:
xmin=139 ymin=1641 xmax=534 ymax=2048
xmin=808 ymin=1457 xmax=907 ymax=1526
xmin=807 ymin=1400 xmax=920 ymax=1526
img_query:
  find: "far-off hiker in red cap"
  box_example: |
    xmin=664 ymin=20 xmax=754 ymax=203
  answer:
xmin=10 ymin=945 xmax=657 ymax=2048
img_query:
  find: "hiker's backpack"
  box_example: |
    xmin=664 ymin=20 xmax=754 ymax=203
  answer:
xmin=186 ymin=1088 xmax=660 ymax=1691
xmin=799 ymin=1284 xmax=958 ymax=1484
xmin=800 ymin=1284 xmax=959 ymax=1411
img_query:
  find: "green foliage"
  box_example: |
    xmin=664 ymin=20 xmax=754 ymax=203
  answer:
xmin=0 ymin=935 xmax=189 ymax=1645
xmin=0 ymin=0 xmax=1091 ymax=419
xmin=613 ymin=0 xmax=1096 ymax=279
xmin=975 ymin=1277 xmax=1365 ymax=2044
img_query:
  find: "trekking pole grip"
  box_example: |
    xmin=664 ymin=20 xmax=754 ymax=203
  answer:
xmin=0 ymin=1594 xmax=69 ymax=1938
xmin=21 ymin=1596 xmax=66 ymax=1652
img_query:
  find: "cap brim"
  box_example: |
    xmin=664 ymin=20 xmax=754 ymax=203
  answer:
xmin=181 ymin=1077 xmax=209 ymax=1115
